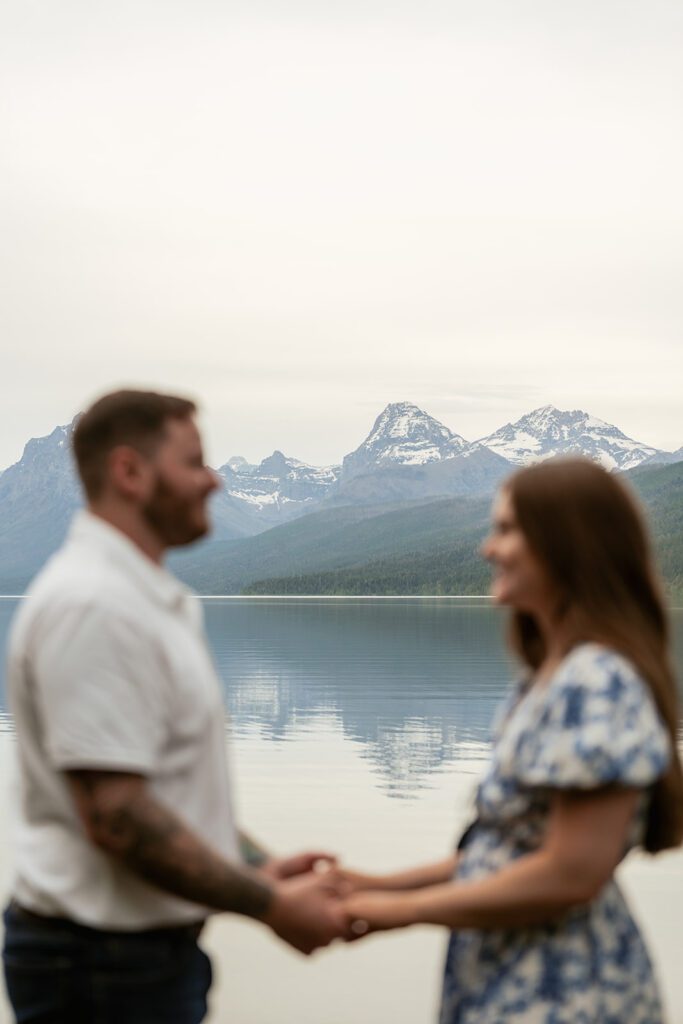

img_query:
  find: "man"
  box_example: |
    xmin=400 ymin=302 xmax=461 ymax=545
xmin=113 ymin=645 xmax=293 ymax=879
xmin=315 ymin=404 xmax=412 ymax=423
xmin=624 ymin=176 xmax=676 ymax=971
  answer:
xmin=3 ymin=390 xmax=350 ymax=1023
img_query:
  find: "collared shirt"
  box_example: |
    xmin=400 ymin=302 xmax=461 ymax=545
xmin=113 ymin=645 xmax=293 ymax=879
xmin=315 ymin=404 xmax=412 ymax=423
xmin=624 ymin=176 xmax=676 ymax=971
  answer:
xmin=6 ymin=511 xmax=240 ymax=930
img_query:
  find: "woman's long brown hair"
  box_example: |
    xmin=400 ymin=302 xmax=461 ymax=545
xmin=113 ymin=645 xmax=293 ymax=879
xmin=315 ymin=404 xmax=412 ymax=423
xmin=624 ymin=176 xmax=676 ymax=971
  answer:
xmin=505 ymin=457 xmax=683 ymax=853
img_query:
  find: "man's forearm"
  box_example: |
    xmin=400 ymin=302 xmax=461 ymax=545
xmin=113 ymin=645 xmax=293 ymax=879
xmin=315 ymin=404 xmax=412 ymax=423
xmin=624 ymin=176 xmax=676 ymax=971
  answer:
xmin=71 ymin=774 xmax=273 ymax=918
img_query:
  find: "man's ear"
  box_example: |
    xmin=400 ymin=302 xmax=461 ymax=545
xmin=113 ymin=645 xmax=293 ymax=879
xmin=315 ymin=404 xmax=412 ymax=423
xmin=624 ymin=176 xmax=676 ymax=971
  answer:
xmin=107 ymin=445 xmax=154 ymax=501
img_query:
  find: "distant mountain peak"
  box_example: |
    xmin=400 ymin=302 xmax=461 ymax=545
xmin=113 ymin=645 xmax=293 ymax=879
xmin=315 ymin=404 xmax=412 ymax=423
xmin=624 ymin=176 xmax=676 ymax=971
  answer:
xmin=519 ymin=404 xmax=615 ymax=434
xmin=19 ymin=422 xmax=73 ymax=468
xmin=215 ymin=447 xmax=341 ymax=524
xmin=259 ymin=450 xmax=290 ymax=474
xmin=527 ymin=402 xmax=558 ymax=416
xmin=520 ymin=404 xmax=561 ymax=427
xmin=374 ymin=401 xmax=454 ymax=437
xmin=477 ymin=405 xmax=660 ymax=470
xmin=342 ymin=402 xmax=468 ymax=479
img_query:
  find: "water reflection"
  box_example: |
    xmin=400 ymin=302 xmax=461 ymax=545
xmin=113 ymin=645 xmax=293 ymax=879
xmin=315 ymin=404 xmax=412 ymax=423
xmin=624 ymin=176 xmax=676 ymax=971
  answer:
xmin=205 ymin=599 xmax=512 ymax=797
xmin=1 ymin=597 xmax=682 ymax=800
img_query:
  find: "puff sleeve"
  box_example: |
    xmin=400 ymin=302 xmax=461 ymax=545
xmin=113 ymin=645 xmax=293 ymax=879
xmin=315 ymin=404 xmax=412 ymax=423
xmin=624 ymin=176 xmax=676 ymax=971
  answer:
xmin=513 ymin=645 xmax=671 ymax=790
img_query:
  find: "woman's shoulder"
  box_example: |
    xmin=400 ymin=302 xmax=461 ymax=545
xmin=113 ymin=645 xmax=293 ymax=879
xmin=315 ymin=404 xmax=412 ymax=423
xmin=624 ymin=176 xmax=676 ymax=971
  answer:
xmin=512 ymin=642 xmax=671 ymax=790
xmin=554 ymin=642 xmax=648 ymax=701
xmin=561 ymin=640 xmax=637 ymax=671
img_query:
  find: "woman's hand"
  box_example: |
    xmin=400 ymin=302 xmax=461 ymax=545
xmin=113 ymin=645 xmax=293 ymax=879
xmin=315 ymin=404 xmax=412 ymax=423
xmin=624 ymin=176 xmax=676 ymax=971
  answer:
xmin=325 ymin=867 xmax=383 ymax=894
xmin=329 ymin=855 xmax=459 ymax=896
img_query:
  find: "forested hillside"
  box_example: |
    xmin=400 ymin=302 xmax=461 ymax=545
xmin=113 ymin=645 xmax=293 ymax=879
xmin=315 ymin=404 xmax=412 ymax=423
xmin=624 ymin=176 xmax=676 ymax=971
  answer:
xmin=243 ymin=463 xmax=683 ymax=599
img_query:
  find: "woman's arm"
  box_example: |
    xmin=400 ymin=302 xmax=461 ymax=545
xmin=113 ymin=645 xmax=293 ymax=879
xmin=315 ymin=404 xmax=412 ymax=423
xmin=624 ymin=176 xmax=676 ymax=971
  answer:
xmin=345 ymin=787 xmax=639 ymax=931
xmin=338 ymin=855 xmax=458 ymax=894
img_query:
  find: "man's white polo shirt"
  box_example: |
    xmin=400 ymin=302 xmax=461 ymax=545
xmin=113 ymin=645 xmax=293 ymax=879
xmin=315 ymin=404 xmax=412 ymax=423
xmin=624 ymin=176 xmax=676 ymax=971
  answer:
xmin=6 ymin=510 xmax=240 ymax=930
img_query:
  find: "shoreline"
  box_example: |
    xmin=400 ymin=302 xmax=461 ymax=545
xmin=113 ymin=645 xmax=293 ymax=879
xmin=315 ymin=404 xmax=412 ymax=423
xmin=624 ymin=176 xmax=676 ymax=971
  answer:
xmin=0 ymin=593 xmax=497 ymax=601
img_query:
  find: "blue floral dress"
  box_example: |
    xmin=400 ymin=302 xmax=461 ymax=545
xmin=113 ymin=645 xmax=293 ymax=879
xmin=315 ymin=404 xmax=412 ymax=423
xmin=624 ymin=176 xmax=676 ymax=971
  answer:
xmin=440 ymin=643 xmax=671 ymax=1024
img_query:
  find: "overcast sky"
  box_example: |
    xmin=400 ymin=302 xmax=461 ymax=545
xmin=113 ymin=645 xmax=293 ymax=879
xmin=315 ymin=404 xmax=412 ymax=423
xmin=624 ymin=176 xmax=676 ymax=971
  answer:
xmin=1 ymin=0 xmax=681 ymax=470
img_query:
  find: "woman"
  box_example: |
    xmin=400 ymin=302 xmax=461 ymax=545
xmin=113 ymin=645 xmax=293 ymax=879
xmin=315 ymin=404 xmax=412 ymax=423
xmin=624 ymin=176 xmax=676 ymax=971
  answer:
xmin=344 ymin=458 xmax=683 ymax=1023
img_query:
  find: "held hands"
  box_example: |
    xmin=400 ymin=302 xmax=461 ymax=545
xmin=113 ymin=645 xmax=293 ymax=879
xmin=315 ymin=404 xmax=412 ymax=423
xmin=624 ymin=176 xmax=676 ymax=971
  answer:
xmin=310 ymin=873 xmax=418 ymax=938
xmin=323 ymin=865 xmax=419 ymax=935
xmin=258 ymin=850 xmax=418 ymax=952
xmin=262 ymin=870 xmax=354 ymax=955
xmin=334 ymin=853 xmax=459 ymax=934
xmin=258 ymin=848 xmax=354 ymax=954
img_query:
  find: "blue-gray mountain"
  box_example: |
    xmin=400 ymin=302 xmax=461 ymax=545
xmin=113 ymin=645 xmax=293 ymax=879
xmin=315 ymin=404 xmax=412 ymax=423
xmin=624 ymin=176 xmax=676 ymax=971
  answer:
xmin=0 ymin=423 xmax=81 ymax=592
xmin=0 ymin=402 xmax=680 ymax=593
xmin=643 ymin=446 xmax=683 ymax=467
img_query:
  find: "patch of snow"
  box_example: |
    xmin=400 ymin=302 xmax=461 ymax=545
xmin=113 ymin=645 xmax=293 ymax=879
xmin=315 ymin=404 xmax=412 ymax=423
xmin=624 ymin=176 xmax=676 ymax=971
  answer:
xmin=583 ymin=414 xmax=610 ymax=430
xmin=228 ymin=490 xmax=281 ymax=507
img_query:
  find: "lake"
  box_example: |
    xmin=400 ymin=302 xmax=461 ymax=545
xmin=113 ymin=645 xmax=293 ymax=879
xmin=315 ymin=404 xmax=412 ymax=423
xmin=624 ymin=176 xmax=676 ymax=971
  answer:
xmin=1 ymin=597 xmax=682 ymax=1023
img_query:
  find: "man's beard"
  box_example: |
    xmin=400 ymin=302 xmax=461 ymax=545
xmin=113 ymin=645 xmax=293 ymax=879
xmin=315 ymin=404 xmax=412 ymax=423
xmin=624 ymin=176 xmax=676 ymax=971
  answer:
xmin=141 ymin=476 xmax=209 ymax=548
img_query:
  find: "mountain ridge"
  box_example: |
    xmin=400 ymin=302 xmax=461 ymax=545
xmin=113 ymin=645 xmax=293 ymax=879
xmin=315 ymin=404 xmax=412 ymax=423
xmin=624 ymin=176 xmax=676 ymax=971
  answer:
xmin=1 ymin=403 xmax=680 ymax=594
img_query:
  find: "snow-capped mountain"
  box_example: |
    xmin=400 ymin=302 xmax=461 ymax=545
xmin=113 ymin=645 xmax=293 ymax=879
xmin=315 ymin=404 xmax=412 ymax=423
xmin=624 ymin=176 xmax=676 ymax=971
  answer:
xmin=342 ymin=402 xmax=468 ymax=480
xmin=1 ymin=401 xmax=677 ymax=592
xmin=476 ymin=405 xmax=661 ymax=471
xmin=217 ymin=451 xmax=340 ymax=526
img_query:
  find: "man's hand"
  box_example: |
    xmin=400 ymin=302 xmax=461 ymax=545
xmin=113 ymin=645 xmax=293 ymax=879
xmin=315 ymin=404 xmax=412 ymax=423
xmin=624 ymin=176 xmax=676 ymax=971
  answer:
xmin=262 ymin=872 xmax=352 ymax=955
xmin=262 ymin=850 xmax=337 ymax=881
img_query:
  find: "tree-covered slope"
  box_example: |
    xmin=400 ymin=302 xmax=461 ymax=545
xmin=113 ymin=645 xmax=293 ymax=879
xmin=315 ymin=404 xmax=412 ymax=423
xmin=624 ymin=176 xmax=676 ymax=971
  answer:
xmin=171 ymin=495 xmax=491 ymax=593
xmin=628 ymin=461 xmax=683 ymax=600
xmin=242 ymin=462 xmax=683 ymax=599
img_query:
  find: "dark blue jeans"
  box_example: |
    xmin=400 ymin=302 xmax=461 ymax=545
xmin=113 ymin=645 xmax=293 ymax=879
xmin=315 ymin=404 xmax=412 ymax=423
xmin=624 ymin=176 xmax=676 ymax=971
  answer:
xmin=2 ymin=903 xmax=212 ymax=1024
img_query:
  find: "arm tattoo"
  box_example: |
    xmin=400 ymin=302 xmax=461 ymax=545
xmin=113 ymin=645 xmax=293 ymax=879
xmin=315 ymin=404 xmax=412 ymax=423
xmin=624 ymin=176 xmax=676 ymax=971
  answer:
xmin=71 ymin=776 xmax=273 ymax=919
xmin=239 ymin=830 xmax=271 ymax=868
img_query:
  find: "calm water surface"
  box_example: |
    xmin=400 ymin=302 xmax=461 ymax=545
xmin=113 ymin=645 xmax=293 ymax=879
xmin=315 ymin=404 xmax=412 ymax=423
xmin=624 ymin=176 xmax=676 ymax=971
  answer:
xmin=1 ymin=598 xmax=682 ymax=779
xmin=1 ymin=597 xmax=516 ymax=792
xmin=1 ymin=597 xmax=682 ymax=1023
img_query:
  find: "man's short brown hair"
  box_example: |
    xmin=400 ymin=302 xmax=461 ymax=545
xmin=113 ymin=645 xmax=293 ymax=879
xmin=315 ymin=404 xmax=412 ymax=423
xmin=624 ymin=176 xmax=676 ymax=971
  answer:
xmin=72 ymin=389 xmax=197 ymax=500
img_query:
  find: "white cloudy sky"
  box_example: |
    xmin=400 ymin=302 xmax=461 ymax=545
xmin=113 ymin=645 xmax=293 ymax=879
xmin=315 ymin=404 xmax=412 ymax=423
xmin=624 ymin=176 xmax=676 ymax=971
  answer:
xmin=1 ymin=0 xmax=681 ymax=469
